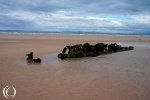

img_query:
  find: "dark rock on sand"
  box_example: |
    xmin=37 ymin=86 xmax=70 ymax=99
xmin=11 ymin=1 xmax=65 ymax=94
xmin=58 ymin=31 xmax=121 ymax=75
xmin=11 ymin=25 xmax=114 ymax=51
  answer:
xmin=58 ymin=43 xmax=134 ymax=59
xmin=26 ymin=52 xmax=42 ymax=64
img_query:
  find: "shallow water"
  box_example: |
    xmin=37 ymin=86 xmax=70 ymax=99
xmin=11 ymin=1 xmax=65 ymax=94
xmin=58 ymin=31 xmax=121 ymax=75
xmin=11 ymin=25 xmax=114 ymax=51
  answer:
xmin=21 ymin=42 xmax=150 ymax=80
xmin=22 ymin=42 xmax=150 ymax=66
xmin=118 ymin=42 xmax=150 ymax=48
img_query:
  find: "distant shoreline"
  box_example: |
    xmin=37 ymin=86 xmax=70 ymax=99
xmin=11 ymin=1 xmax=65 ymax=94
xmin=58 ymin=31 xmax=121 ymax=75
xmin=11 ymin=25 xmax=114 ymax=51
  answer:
xmin=0 ymin=33 xmax=150 ymax=43
xmin=0 ymin=32 xmax=150 ymax=37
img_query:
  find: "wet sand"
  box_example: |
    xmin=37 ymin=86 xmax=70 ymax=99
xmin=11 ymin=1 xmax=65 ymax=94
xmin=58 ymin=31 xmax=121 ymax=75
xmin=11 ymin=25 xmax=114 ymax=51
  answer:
xmin=0 ymin=34 xmax=150 ymax=100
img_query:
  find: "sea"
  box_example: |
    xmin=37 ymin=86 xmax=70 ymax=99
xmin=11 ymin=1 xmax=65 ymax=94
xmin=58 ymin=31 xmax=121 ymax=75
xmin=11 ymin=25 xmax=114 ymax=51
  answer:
xmin=0 ymin=30 xmax=150 ymax=36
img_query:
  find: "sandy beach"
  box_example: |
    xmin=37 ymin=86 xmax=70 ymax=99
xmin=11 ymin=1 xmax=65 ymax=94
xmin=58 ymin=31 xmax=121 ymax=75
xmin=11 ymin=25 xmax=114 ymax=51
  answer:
xmin=0 ymin=34 xmax=150 ymax=100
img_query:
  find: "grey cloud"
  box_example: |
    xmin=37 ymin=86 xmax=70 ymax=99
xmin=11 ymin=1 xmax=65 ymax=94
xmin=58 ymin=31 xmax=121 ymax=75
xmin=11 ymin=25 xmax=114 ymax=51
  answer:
xmin=0 ymin=0 xmax=150 ymax=33
xmin=1 ymin=0 xmax=150 ymax=14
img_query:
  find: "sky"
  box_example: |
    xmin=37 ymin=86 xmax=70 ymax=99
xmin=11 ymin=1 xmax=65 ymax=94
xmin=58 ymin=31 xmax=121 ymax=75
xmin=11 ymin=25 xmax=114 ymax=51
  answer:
xmin=0 ymin=0 xmax=150 ymax=33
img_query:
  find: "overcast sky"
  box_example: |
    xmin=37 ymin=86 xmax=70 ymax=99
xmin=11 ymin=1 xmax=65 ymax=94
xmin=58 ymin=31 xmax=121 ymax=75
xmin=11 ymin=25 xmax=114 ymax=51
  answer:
xmin=0 ymin=0 xmax=150 ymax=33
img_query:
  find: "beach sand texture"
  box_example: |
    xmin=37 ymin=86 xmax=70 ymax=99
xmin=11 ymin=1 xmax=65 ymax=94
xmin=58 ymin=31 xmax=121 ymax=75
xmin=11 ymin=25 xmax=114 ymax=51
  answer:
xmin=0 ymin=34 xmax=150 ymax=100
